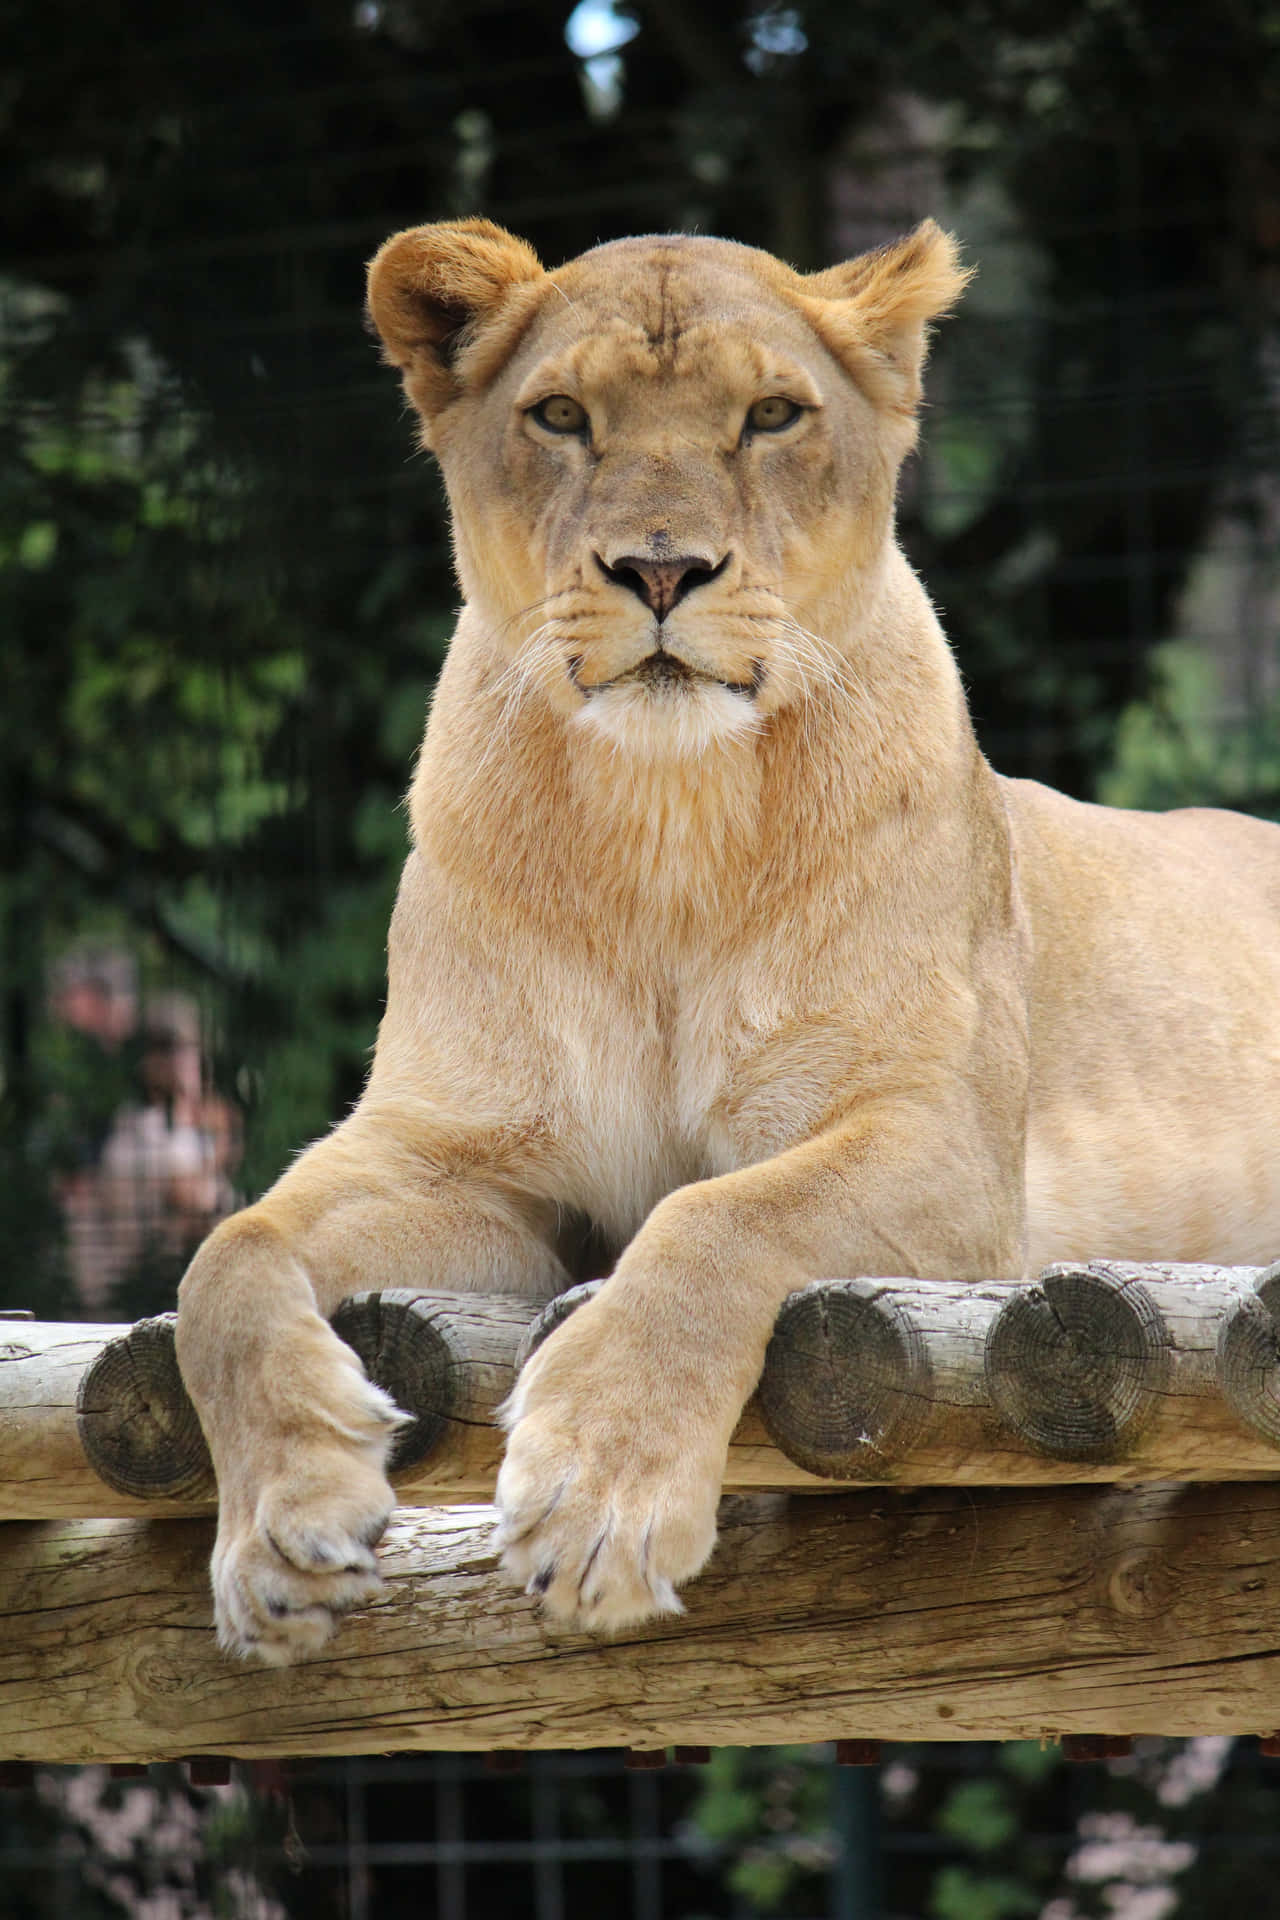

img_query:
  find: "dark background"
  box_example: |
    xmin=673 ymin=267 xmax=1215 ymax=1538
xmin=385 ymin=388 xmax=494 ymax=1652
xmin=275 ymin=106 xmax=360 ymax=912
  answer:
xmin=5 ymin=0 xmax=1279 ymax=1312
xmin=2 ymin=3 xmax=1279 ymax=1914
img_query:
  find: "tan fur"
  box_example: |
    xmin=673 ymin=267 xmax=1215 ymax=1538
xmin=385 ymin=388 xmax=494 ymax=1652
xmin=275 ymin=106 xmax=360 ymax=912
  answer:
xmin=177 ymin=219 xmax=1280 ymax=1662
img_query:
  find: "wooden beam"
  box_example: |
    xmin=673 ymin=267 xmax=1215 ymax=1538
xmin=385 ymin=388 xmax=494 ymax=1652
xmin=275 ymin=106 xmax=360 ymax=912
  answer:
xmin=0 ymin=1318 xmax=183 ymax=1522
xmin=6 ymin=1264 xmax=1280 ymax=1520
xmin=4 ymin=1482 xmax=1280 ymax=1760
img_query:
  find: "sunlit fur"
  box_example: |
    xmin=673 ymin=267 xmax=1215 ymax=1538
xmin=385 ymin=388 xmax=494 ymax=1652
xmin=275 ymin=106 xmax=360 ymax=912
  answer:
xmin=175 ymin=217 xmax=1280 ymax=1663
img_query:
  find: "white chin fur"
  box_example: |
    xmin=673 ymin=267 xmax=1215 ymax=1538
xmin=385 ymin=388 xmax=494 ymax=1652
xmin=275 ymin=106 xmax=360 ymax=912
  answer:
xmin=572 ymin=681 xmax=762 ymax=756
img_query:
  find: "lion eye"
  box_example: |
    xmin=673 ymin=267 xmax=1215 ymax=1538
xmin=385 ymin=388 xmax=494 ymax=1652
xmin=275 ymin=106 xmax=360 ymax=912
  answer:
xmin=530 ymin=394 xmax=589 ymax=435
xmin=745 ymin=396 xmax=803 ymax=435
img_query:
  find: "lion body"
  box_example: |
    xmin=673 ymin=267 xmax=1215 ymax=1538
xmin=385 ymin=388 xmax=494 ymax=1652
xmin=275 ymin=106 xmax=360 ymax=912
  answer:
xmin=176 ymin=219 xmax=1280 ymax=1662
xmin=1008 ymin=781 xmax=1280 ymax=1266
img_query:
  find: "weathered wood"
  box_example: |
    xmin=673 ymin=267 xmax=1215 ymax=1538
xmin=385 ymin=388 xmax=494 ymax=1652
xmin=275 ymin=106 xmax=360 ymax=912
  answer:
xmin=69 ymin=1281 xmax=603 ymax=1507
xmin=77 ymin=1315 xmax=213 ymax=1500
xmin=4 ymin=1292 xmax=543 ymax=1520
xmin=985 ymin=1263 xmax=1170 ymax=1460
xmin=517 ymin=1279 xmax=604 ymax=1369
xmin=1217 ymin=1262 xmax=1280 ymax=1443
xmin=752 ymin=1263 xmax=1280 ymax=1484
xmin=8 ymin=1264 xmax=1280 ymax=1520
xmin=0 ymin=1318 xmax=192 ymax=1522
xmin=757 ymin=1278 xmax=934 ymax=1475
xmin=5 ymin=1483 xmax=1280 ymax=1759
xmin=330 ymin=1288 xmax=535 ymax=1471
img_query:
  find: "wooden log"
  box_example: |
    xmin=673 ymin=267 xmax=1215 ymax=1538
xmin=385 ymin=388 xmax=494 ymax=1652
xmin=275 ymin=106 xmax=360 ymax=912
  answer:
xmin=756 ymin=1278 xmax=935 ymax=1475
xmin=0 ymin=1293 xmax=543 ymax=1521
xmin=5 ymin=1482 xmax=1280 ymax=1760
xmin=1217 ymin=1263 xmax=1280 ymax=1444
xmin=328 ymin=1289 xmax=533 ymax=1471
xmin=751 ymin=1263 xmax=1279 ymax=1484
xmin=517 ymin=1279 xmax=604 ymax=1369
xmin=73 ymin=1288 xmax=492 ymax=1495
xmin=65 ymin=1281 xmax=596 ymax=1511
xmin=7 ymin=1264 xmax=1280 ymax=1522
xmin=77 ymin=1315 xmax=213 ymax=1501
xmin=984 ymin=1263 xmax=1170 ymax=1460
xmin=0 ymin=1317 xmax=194 ymax=1522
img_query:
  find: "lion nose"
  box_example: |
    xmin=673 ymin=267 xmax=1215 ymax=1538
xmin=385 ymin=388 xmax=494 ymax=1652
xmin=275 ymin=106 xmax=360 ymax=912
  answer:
xmin=596 ymin=552 xmax=729 ymax=622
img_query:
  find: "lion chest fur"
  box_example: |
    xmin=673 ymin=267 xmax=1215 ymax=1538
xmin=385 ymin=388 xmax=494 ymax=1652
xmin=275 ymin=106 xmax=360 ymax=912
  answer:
xmin=380 ymin=744 xmax=1007 ymax=1254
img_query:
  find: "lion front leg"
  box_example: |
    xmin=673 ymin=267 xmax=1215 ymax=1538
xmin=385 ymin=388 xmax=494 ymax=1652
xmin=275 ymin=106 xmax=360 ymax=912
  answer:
xmin=179 ymin=1215 xmax=406 ymax=1665
xmin=496 ymin=1103 xmax=1025 ymax=1629
xmin=176 ymin=1112 xmax=566 ymax=1664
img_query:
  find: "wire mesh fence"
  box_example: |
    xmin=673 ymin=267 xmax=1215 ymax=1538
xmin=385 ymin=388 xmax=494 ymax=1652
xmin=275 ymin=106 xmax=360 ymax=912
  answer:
xmin=8 ymin=1740 xmax=1280 ymax=1919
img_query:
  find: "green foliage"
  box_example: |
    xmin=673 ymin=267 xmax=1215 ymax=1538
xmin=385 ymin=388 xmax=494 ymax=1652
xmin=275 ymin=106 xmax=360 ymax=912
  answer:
xmin=931 ymin=1864 xmax=1039 ymax=1920
xmin=999 ymin=1739 xmax=1062 ymax=1787
xmin=920 ymin=1744 xmax=1067 ymax=1919
xmin=0 ymin=260 xmax=442 ymax=1290
xmin=688 ymin=1747 xmax=838 ymax=1913
xmin=936 ymin=1778 xmax=1021 ymax=1855
xmin=1101 ymin=642 xmax=1280 ymax=819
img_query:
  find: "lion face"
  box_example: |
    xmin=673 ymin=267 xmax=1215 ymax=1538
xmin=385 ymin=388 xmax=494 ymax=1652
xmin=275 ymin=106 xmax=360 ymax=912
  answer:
xmin=367 ymin=221 xmax=968 ymax=756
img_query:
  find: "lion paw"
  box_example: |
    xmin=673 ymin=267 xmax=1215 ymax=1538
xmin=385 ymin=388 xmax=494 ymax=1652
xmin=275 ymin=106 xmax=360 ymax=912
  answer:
xmin=210 ymin=1373 xmax=405 ymax=1665
xmin=495 ymin=1332 xmax=722 ymax=1631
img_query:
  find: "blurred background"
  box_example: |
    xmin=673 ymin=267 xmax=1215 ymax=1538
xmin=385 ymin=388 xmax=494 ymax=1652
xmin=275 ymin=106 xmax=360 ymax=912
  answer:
xmin=2 ymin=0 xmax=1279 ymax=1913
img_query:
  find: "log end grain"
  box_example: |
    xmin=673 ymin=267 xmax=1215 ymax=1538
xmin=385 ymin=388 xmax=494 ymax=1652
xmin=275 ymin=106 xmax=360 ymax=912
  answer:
xmin=984 ymin=1265 xmax=1169 ymax=1462
xmin=330 ymin=1290 xmax=465 ymax=1472
xmin=1217 ymin=1263 xmax=1280 ymax=1448
xmin=756 ymin=1279 xmax=933 ymax=1478
xmin=76 ymin=1315 xmax=213 ymax=1501
xmin=515 ymin=1279 xmax=606 ymax=1372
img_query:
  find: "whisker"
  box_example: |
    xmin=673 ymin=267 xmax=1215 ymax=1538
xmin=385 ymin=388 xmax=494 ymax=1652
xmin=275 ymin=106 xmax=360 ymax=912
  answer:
xmin=766 ymin=614 xmax=883 ymax=749
xmin=483 ymin=593 xmax=570 ymax=647
xmin=466 ymin=620 xmax=572 ymax=784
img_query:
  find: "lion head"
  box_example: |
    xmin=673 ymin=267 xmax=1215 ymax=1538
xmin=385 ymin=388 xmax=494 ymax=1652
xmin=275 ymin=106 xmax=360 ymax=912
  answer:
xmin=367 ymin=218 xmax=968 ymax=760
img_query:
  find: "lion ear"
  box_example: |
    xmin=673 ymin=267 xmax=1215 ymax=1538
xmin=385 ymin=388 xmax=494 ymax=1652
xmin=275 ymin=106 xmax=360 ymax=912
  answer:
xmin=801 ymin=220 xmax=971 ymax=418
xmin=366 ymin=218 xmax=545 ymax=426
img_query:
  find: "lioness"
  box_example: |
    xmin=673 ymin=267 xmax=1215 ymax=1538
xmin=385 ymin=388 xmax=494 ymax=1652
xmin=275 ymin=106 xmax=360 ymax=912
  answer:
xmin=175 ymin=217 xmax=1280 ymax=1664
